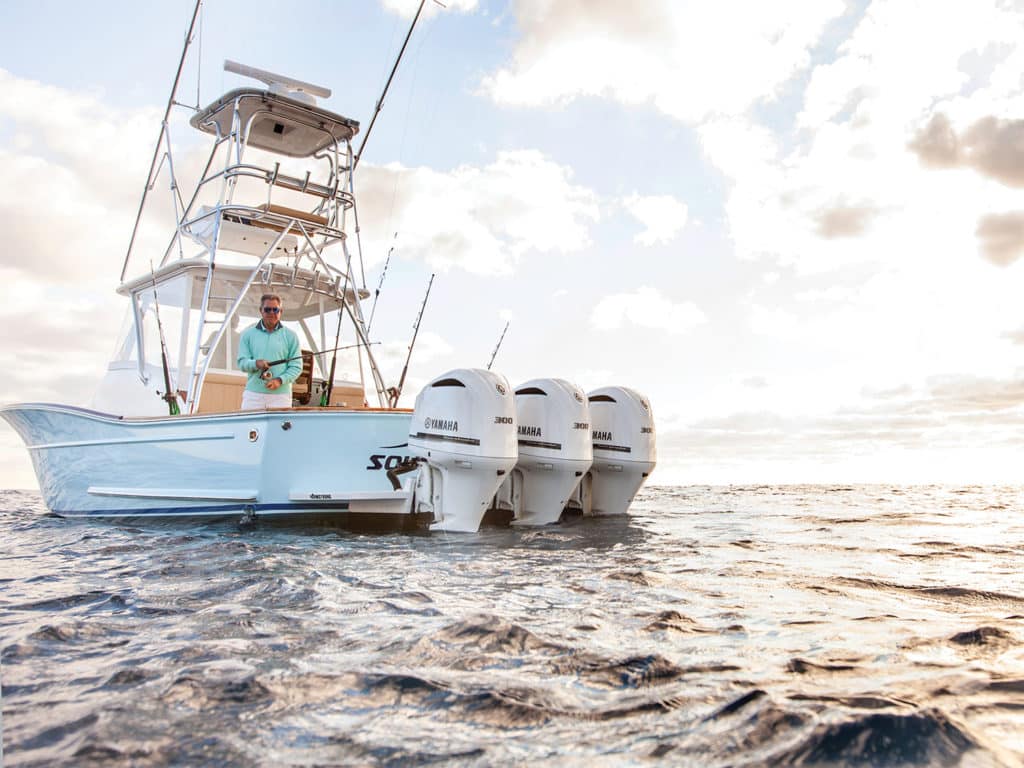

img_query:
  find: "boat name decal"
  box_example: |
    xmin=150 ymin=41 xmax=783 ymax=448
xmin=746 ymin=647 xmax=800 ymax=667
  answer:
xmin=518 ymin=425 xmax=542 ymax=437
xmin=494 ymin=416 xmax=513 ymax=425
xmin=573 ymin=422 xmax=589 ymax=430
xmin=310 ymin=493 xmax=333 ymax=500
xmin=593 ymin=430 xmax=612 ymax=441
xmin=367 ymin=454 xmax=416 ymax=471
xmin=423 ymin=417 xmax=458 ymax=432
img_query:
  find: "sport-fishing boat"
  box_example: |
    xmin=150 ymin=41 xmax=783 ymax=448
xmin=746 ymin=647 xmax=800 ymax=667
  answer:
xmin=0 ymin=5 xmax=656 ymax=533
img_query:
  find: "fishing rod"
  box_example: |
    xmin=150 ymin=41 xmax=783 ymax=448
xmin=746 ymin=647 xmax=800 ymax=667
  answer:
xmin=147 ymin=271 xmax=181 ymax=416
xmin=367 ymin=233 xmax=397 ymax=335
xmin=320 ymin=304 xmax=346 ymax=406
xmin=388 ymin=274 xmax=434 ymax=407
xmin=260 ymin=341 xmax=381 ymax=374
xmin=487 ymin=321 xmax=510 ymax=371
xmin=354 ymin=0 xmax=438 ymax=170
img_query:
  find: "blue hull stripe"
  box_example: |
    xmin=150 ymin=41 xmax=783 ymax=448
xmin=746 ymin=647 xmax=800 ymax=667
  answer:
xmin=54 ymin=501 xmax=353 ymax=517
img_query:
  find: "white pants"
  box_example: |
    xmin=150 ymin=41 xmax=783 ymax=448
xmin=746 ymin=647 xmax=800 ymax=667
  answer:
xmin=241 ymin=390 xmax=292 ymax=410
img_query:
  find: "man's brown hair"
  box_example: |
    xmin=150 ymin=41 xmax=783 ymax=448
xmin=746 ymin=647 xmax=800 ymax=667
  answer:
xmin=260 ymin=293 xmax=282 ymax=308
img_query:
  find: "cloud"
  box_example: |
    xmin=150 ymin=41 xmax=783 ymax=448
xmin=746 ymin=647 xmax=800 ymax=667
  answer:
xmin=0 ymin=71 xmax=211 ymax=421
xmin=373 ymin=330 xmax=456 ymax=407
xmin=861 ymin=384 xmax=912 ymax=400
xmin=910 ymin=113 xmax=1024 ymax=188
xmin=748 ymin=305 xmax=798 ymax=337
xmin=1002 ymin=327 xmax=1024 ymax=345
xmin=963 ymin=117 xmax=1024 ymax=188
xmin=381 ymin=0 xmax=478 ymax=18
xmin=813 ymin=204 xmax=878 ymax=239
xmin=696 ymin=2 xmax=1024 ymax=272
xmin=0 ymin=273 xmax=121 ymax=405
xmin=920 ymin=373 xmax=1024 ymax=412
xmin=907 ymin=113 xmax=962 ymax=169
xmin=591 ymin=286 xmax=705 ymax=334
xmin=0 ymin=71 xmax=165 ymax=281
xmin=975 ymin=211 xmax=1024 ymax=266
xmin=357 ymin=150 xmax=599 ymax=275
xmin=657 ymin=372 xmax=1024 ymax=483
xmin=0 ymin=69 xmax=217 ymax=283
xmin=475 ymin=1 xmax=1024 ymax=277
xmin=377 ymin=330 xmax=454 ymax=372
xmin=482 ymin=0 xmax=845 ymax=121
xmin=0 ymin=69 xmax=159 ymax=200
xmin=621 ymin=192 xmax=688 ymax=246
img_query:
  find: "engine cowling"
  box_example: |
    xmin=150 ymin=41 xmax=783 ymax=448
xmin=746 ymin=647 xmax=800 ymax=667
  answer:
xmin=497 ymin=378 xmax=593 ymax=526
xmin=408 ymin=368 xmax=517 ymax=533
xmin=585 ymin=386 xmax=656 ymax=516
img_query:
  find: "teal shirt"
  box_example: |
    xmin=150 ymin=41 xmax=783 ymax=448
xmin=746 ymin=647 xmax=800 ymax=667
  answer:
xmin=237 ymin=321 xmax=303 ymax=395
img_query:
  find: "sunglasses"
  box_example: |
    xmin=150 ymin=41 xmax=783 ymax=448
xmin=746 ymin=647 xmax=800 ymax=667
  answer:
xmin=261 ymin=307 xmax=281 ymax=314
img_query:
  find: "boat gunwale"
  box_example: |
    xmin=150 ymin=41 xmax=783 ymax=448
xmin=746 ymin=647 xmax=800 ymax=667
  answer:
xmin=0 ymin=402 xmax=413 ymax=425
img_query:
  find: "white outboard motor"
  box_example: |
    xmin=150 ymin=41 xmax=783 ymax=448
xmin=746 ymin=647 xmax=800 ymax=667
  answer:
xmin=408 ymin=369 xmax=518 ymax=533
xmin=494 ymin=379 xmax=593 ymax=526
xmin=584 ymin=386 xmax=656 ymax=516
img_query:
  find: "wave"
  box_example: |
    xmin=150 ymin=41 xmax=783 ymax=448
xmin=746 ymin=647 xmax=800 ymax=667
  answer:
xmin=774 ymin=709 xmax=979 ymax=766
xmin=833 ymin=577 xmax=1024 ymax=611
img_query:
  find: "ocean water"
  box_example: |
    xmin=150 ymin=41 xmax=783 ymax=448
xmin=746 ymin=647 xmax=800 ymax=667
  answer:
xmin=1 ymin=485 xmax=1023 ymax=767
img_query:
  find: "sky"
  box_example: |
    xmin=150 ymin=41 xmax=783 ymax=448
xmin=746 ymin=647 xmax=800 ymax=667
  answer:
xmin=1 ymin=0 xmax=1023 ymax=488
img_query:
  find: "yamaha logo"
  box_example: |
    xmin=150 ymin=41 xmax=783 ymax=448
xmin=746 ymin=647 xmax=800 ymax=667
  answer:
xmin=496 ymin=382 xmax=507 ymax=396
xmin=424 ymin=416 xmax=458 ymax=431
xmin=641 ymin=399 xmax=649 ymax=411
xmin=573 ymin=390 xmax=583 ymax=403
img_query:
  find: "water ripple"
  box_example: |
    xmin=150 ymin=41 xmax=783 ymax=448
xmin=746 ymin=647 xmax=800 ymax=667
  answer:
xmin=1 ymin=485 xmax=1022 ymax=766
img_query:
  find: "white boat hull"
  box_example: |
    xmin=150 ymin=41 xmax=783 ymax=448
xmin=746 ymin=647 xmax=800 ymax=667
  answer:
xmin=1 ymin=403 xmax=414 ymax=519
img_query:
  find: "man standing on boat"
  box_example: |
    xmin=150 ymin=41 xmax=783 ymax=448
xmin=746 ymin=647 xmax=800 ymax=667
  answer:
xmin=237 ymin=294 xmax=302 ymax=409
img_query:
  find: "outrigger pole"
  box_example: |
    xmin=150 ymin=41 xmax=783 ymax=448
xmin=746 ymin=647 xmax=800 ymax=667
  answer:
xmin=346 ymin=0 xmax=434 ymax=404
xmin=353 ymin=0 xmax=432 ymax=170
xmin=120 ymin=0 xmax=203 ymax=282
xmin=388 ymin=274 xmax=435 ymax=407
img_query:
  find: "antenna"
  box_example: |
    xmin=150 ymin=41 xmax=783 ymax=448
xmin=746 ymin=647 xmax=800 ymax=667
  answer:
xmin=224 ymin=59 xmax=331 ymax=104
xmin=389 ymin=274 xmax=435 ymax=407
xmin=487 ymin=321 xmax=510 ymax=371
